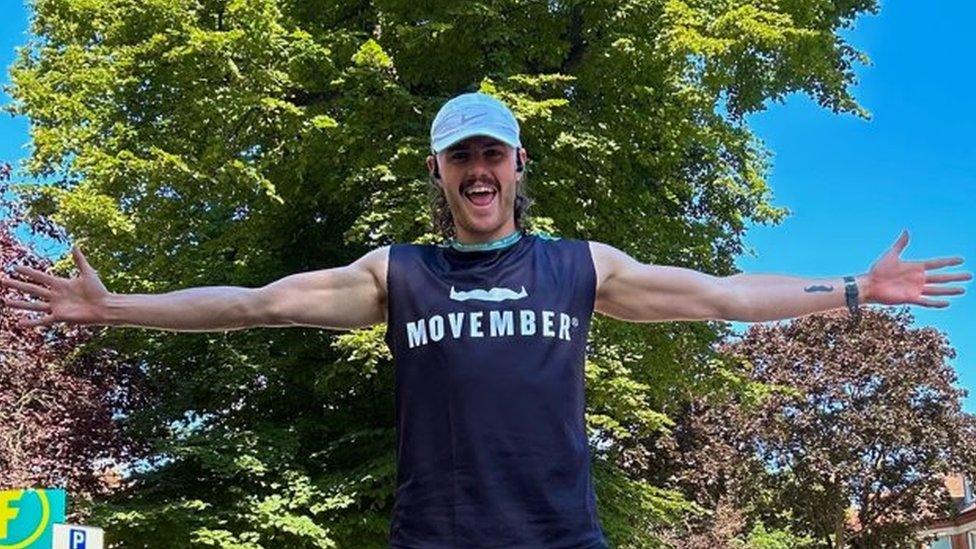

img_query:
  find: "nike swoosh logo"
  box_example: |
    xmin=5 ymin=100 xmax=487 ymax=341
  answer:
xmin=449 ymin=285 xmax=529 ymax=302
xmin=460 ymin=112 xmax=487 ymax=125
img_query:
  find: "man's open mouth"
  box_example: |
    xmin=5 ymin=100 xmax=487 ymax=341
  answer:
xmin=463 ymin=184 xmax=498 ymax=207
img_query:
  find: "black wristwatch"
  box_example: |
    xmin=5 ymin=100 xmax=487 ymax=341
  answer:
xmin=843 ymin=275 xmax=861 ymax=322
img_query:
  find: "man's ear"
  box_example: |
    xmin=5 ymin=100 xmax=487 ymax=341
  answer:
xmin=426 ymin=154 xmax=440 ymax=183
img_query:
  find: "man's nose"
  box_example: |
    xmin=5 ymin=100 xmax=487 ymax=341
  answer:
xmin=465 ymin=153 xmax=494 ymax=177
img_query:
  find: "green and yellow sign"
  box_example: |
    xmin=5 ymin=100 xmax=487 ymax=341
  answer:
xmin=0 ymin=489 xmax=66 ymax=549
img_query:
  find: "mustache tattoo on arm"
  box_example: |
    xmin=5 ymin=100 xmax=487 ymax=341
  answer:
xmin=804 ymin=284 xmax=834 ymax=293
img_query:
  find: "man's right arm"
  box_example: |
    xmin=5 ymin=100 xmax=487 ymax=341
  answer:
xmin=253 ymin=246 xmax=389 ymax=330
xmin=1 ymin=245 xmax=389 ymax=332
xmin=102 ymin=246 xmax=390 ymax=332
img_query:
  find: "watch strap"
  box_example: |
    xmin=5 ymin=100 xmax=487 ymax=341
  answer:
xmin=844 ymin=275 xmax=861 ymax=322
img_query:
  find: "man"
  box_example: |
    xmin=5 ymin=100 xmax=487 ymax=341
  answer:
xmin=0 ymin=92 xmax=970 ymax=548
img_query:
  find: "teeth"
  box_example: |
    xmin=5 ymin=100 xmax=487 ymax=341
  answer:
xmin=465 ymin=186 xmax=496 ymax=196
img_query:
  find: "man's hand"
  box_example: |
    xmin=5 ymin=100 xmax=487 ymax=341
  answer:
xmin=0 ymin=245 xmax=110 ymax=328
xmin=865 ymin=229 xmax=971 ymax=308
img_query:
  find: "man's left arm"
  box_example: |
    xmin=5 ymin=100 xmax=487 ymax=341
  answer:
xmin=590 ymin=230 xmax=971 ymax=323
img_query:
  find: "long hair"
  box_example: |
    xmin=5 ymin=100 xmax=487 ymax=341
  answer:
xmin=426 ymin=166 xmax=534 ymax=240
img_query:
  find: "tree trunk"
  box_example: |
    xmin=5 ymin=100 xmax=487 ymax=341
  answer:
xmin=834 ymin=510 xmax=846 ymax=548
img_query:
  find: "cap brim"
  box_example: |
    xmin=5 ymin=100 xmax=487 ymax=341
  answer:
xmin=432 ymin=129 xmax=520 ymax=154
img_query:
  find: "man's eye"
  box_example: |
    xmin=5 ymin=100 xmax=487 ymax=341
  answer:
xmin=450 ymin=152 xmax=469 ymax=161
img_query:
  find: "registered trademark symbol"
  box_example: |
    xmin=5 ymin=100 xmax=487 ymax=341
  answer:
xmin=572 ymin=317 xmax=579 ymax=327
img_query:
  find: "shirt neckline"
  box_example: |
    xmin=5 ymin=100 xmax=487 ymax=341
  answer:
xmin=447 ymin=229 xmax=523 ymax=252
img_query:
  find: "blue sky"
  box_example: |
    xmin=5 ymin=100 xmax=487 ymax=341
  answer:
xmin=2 ymin=3 xmax=974 ymax=407
xmin=732 ymin=1 xmax=975 ymax=410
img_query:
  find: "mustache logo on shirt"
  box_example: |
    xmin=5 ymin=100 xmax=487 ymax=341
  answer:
xmin=449 ymin=285 xmax=529 ymax=303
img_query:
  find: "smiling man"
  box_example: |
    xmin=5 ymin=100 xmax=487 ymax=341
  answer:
xmin=424 ymin=93 xmax=530 ymax=246
xmin=0 ymin=92 xmax=971 ymax=549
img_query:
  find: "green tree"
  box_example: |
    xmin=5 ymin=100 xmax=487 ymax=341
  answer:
xmin=6 ymin=0 xmax=878 ymax=545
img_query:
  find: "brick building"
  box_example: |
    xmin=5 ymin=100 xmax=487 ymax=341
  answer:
xmin=919 ymin=474 xmax=976 ymax=549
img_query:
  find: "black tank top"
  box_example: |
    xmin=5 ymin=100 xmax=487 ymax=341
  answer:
xmin=384 ymin=232 xmax=609 ymax=548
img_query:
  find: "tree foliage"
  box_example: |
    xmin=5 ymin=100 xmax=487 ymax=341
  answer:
xmin=0 ymin=165 xmax=146 ymax=509
xmin=5 ymin=0 xmax=879 ymax=545
xmin=664 ymin=308 xmax=976 ymax=547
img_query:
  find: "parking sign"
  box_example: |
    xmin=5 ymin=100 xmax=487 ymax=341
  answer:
xmin=53 ymin=524 xmax=103 ymax=549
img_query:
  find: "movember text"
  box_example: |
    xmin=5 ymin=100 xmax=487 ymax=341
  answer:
xmin=404 ymin=308 xmax=578 ymax=349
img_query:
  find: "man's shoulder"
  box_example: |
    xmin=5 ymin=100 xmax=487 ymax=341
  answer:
xmin=583 ymin=241 xmax=638 ymax=286
xmin=353 ymin=245 xmax=391 ymax=284
xmin=586 ymin=240 xmax=636 ymax=258
xmin=586 ymin=240 xmax=617 ymax=256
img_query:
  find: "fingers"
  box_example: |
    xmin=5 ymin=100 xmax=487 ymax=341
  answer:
xmin=926 ymin=272 xmax=973 ymax=283
xmin=892 ymin=229 xmax=909 ymax=256
xmin=922 ymin=257 xmax=965 ymax=269
xmin=15 ymin=313 xmax=56 ymax=328
xmin=0 ymin=275 xmax=53 ymax=300
xmin=921 ymin=286 xmax=966 ymax=296
xmin=0 ymin=297 xmax=55 ymax=328
xmin=1 ymin=297 xmax=51 ymax=312
xmin=72 ymin=244 xmax=97 ymax=276
xmin=912 ymin=298 xmax=950 ymax=308
xmin=0 ymin=268 xmax=56 ymax=329
xmin=10 ymin=264 xmax=60 ymax=287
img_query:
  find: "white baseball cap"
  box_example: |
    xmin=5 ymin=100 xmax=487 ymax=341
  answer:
xmin=430 ymin=92 xmax=521 ymax=154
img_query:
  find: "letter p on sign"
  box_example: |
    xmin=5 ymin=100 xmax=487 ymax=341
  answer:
xmin=70 ymin=528 xmax=86 ymax=548
xmin=53 ymin=524 xmax=104 ymax=549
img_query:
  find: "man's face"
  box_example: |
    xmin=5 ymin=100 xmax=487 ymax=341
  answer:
xmin=426 ymin=136 xmax=527 ymax=240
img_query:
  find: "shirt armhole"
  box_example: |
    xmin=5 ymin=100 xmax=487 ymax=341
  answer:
xmin=581 ymin=240 xmax=598 ymax=319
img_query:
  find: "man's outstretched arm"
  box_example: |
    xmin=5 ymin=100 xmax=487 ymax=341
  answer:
xmin=590 ymin=230 xmax=971 ymax=323
xmin=0 ymin=245 xmax=389 ymax=332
